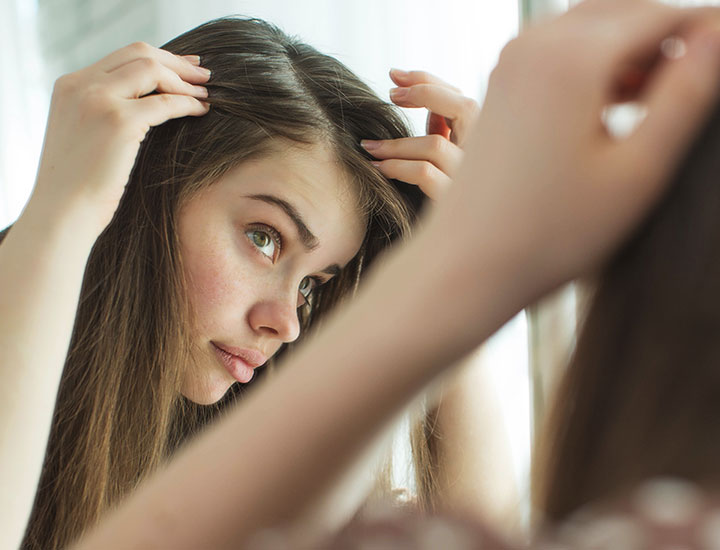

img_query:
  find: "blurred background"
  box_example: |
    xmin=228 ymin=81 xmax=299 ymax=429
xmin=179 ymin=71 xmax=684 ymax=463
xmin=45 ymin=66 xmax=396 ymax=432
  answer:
xmin=3 ymin=0 xmax=711 ymax=516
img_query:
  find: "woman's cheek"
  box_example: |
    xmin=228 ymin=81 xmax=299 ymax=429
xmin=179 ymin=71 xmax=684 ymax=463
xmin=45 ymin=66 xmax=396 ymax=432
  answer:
xmin=185 ymin=245 xmax=250 ymax=331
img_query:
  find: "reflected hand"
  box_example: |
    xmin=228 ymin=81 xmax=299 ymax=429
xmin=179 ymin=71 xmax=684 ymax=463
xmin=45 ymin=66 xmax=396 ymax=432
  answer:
xmin=361 ymin=69 xmax=479 ymax=201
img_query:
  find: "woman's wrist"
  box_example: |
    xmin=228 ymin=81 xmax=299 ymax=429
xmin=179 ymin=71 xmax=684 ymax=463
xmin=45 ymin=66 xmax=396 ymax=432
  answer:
xmin=17 ymin=192 xmax=109 ymax=252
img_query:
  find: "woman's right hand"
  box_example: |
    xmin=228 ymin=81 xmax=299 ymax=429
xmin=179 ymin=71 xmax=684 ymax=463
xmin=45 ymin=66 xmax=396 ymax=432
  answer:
xmin=28 ymin=42 xmax=211 ymax=233
xmin=433 ymin=0 xmax=720 ymax=312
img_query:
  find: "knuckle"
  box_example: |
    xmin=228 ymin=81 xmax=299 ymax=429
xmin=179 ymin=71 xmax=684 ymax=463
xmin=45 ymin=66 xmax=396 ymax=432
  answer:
xmin=157 ymin=93 xmax=175 ymax=106
xmin=428 ymin=135 xmax=447 ymax=154
xmin=78 ymin=93 xmax=133 ymax=133
xmin=127 ymin=41 xmax=154 ymax=57
xmin=99 ymin=102 xmax=129 ymax=129
xmin=417 ymin=161 xmax=436 ymax=181
xmin=414 ymin=83 xmax=432 ymax=96
xmin=136 ymin=56 xmax=161 ymax=72
xmin=54 ymin=73 xmax=81 ymax=95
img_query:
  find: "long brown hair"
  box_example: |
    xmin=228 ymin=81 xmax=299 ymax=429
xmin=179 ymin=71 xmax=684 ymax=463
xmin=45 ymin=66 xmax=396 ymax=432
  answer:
xmin=15 ymin=17 xmax=427 ymax=549
xmin=533 ymin=97 xmax=720 ymax=523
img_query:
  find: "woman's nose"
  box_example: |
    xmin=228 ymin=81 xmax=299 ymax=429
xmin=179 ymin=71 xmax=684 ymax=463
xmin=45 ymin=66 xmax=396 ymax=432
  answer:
xmin=247 ymin=296 xmax=301 ymax=343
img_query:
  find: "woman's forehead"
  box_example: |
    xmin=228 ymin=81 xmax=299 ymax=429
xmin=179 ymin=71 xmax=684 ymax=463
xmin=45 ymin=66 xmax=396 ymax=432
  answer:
xmin=225 ymin=143 xmax=359 ymax=217
xmin=212 ymin=142 xmax=366 ymax=259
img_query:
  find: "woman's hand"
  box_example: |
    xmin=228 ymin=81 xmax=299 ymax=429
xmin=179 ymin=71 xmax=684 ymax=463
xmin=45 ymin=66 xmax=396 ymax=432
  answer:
xmin=361 ymin=70 xmax=479 ymax=200
xmin=28 ymin=42 xmax=211 ymax=233
xmin=0 ymin=44 xmax=210 ymax=549
xmin=434 ymin=0 xmax=720 ymax=309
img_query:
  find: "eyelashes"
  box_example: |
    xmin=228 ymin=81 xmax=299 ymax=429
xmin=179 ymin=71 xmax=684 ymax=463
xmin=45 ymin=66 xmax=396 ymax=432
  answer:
xmin=245 ymin=224 xmax=282 ymax=262
xmin=244 ymin=223 xmax=328 ymax=306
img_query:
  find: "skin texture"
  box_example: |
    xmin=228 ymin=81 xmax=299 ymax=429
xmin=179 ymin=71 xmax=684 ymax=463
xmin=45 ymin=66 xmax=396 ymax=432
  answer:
xmin=69 ymin=2 xmax=720 ymax=548
xmin=177 ymin=142 xmax=365 ymax=404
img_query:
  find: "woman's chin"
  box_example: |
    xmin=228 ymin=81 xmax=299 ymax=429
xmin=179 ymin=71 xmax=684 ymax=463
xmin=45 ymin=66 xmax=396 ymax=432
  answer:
xmin=180 ymin=375 xmax=234 ymax=405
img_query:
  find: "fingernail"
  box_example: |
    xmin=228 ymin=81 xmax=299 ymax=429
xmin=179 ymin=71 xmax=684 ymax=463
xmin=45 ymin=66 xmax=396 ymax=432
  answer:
xmin=183 ymin=55 xmax=201 ymax=66
xmin=361 ymin=139 xmax=381 ymax=151
xmin=390 ymin=68 xmax=409 ymax=78
xmin=371 ymin=161 xmax=382 ymax=169
xmin=390 ymin=87 xmax=409 ymax=101
xmin=196 ymin=66 xmax=212 ymax=78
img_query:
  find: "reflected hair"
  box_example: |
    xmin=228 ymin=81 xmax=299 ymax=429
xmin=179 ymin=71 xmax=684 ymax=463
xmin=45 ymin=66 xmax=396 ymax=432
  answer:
xmin=533 ymin=96 xmax=720 ymax=522
xmin=18 ymin=17 xmax=425 ymax=550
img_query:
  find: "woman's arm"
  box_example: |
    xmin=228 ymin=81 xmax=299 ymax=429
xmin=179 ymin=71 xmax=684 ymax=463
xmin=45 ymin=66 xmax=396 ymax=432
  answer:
xmin=426 ymin=354 xmax=522 ymax=536
xmin=0 ymin=203 xmax=101 ymax=549
xmin=0 ymin=45 xmax=209 ymax=549
xmin=72 ymin=2 xmax=720 ymax=548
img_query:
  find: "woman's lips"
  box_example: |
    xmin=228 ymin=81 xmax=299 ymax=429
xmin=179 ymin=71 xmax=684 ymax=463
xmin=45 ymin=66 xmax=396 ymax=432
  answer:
xmin=211 ymin=342 xmax=266 ymax=384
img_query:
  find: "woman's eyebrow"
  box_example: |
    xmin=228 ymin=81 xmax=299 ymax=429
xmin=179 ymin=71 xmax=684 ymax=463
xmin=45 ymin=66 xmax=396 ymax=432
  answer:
xmin=245 ymin=193 xmax=320 ymax=250
xmin=322 ymin=264 xmax=341 ymax=277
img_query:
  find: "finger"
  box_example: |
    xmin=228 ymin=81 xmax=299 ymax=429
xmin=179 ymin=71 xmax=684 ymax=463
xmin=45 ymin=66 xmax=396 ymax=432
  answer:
xmin=579 ymin=3 xmax=720 ymax=72
xmin=427 ymin=112 xmax=452 ymax=140
xmin=390 ymin=84 xmax=479 ymax=146
xmin=390 ymin=83 xmax=473 ymax=118
xmin=90 ymin=42 xmax=211 ymax=85
xmin=609 ymin=10 xmax=720 ymax=103
xmin=105 ymin=57 xmax=209 ymax=99
xmin=389 ymin=69 xmax=461 ymax=93
xmin=129 ymin=94 xmax=210 ymax=129
xmin=373 ymin=158 xmax=452 ymax=201
xmin=619 ymin=25 xmax=720 ymax=208
xmin=361 ymin=135 xmax=463 ymax=177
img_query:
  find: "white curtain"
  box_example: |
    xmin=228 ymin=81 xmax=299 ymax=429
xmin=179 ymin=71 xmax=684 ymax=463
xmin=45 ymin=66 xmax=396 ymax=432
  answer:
xmin=0 ymin=0 xmax=48 ymax=228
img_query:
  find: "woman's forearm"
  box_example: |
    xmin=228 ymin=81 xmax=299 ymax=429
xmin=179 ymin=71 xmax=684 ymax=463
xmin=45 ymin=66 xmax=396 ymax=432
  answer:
xmin=0 ymin=199 xmax=100 ymax=549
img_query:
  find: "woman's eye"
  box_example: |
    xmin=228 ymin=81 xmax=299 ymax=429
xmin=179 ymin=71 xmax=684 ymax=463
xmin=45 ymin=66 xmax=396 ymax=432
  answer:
xmin=246 ymin=229 xmax=278 ymax=260
xmin=298 ymin=276 xmax=318 ymax=300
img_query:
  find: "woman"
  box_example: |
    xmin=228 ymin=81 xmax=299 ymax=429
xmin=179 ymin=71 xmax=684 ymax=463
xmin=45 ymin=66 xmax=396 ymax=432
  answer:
xmin=0 ymin=17 xmax=491 ymax=550
xmin=62 ymin=0 xmax=720 ymax=548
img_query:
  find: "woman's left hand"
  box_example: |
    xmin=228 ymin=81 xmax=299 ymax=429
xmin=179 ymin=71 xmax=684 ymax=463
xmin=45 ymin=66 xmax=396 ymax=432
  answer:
xmin=361 ymin=69 xmax=479 ymax=201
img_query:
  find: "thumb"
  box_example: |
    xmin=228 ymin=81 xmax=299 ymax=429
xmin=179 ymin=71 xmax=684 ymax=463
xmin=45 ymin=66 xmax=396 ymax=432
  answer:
xmin=626 ymin=25 xmax=720 ymax=190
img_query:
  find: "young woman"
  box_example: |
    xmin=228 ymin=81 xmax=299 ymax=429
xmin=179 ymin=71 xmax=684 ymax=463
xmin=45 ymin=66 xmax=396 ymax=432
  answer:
xmin=0 ymin=16 xmax=499 ymax=550
xmin=58 ymin=0 xmax=720 ymax=548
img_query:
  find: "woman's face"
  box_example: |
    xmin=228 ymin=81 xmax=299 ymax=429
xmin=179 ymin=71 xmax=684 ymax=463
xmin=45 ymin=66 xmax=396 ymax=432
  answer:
xmin=177 ymin=142 xmax=366 ymax=404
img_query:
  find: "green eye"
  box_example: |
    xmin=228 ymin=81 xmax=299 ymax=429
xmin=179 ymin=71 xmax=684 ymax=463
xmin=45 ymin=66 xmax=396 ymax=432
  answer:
xmin=252 ymin=231 xmax=270 ymax=247
xmin=246 ymin=229 xmax=277 ymax=260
